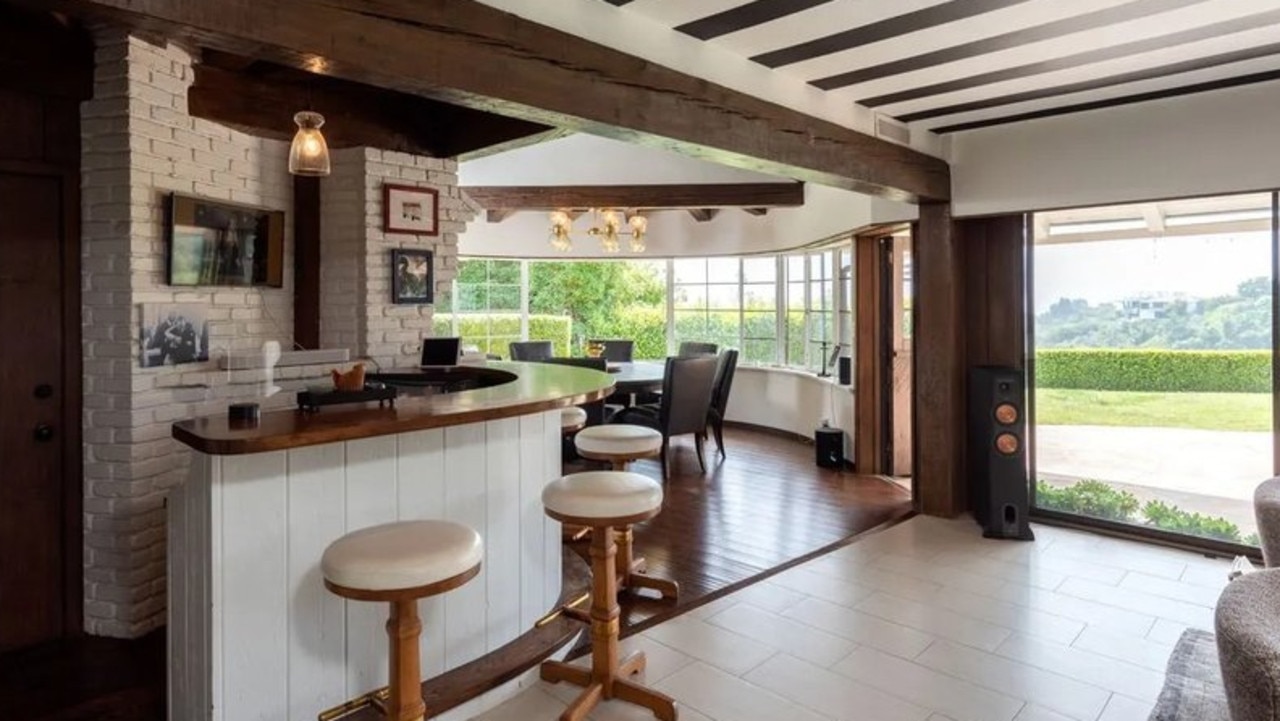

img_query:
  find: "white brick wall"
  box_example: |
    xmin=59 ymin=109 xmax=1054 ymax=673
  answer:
xmin=80 ymin=34 xmax=471 ymax=638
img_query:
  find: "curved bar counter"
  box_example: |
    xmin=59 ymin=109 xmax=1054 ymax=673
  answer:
xmin=167 ymin=362 xmax=613 ymax=721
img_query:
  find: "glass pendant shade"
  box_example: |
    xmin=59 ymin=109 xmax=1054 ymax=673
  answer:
xmin=288 ymin=111 xmax=331 ymax=176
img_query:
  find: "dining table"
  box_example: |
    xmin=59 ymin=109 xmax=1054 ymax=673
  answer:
xmin=605 ymin=360 xmax=667 ymax=395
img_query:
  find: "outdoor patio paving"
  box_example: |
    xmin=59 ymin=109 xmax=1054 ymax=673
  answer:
xmin=1036 ymin=424 xmax=1269 ymax=535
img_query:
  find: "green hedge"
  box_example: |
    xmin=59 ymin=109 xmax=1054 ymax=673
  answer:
xmin=435 ymin=313 xmax=572 ymax=357
xmin=1036 ymin=349 xmax=1271 ymax=393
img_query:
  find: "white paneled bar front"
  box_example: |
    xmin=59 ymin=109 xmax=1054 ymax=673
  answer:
xmin=167 ymin=410 xmax=562 ymax=721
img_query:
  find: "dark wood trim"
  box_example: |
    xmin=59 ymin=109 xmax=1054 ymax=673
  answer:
xmin=292 ymin=175 xmax=320 ymax=350
xmin=39 ymin=0 xmax=950 ymax=201
xmin=854 ymin=234 xmax=885 ymax=475
xmin=677 ymin=0 xmax=832 ymax=41
xmin=461 ymin=183 xmax=805 ymax=211
xmin=911 ymin=202 xmax=965 ymax=516
xmin=0 ymin=5 xmax=93 ymax=100
xmin=743 ymin=207 xmax=769 ymax=216
xmin=59 ymin=166 xmax=84 ymax=639
xmin=932 ymin=68 xmax=1280 ymax=134
xmin=893 ymin=38 xmax=1280 ymax=121
xmin=811 ymin=0 xmax=1206 ymax=90
xmin=687 ymin=208 xmax=720 ymax=222
xmin=754 ymin=0 xmax=1030 ymax=68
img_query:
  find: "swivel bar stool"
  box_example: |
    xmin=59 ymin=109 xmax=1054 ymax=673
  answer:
xmin=540 ymin=471 xmax=678 ymax=721
xmin=573 ymin=425 xmax=678 ymax=600
xmin=322 ymin=520 xmax=483 ymax=721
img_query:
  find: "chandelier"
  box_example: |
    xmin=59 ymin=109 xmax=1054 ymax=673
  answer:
xmin=548 ymin=208 xmax=648 ymax=253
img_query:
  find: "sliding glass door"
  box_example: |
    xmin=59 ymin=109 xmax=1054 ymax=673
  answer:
xmin=1030 ymin=192 xmax=1276 ymax=548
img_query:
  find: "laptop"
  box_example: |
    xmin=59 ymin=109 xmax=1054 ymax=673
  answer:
xmin=420 ymin=337 xmax=462 ymax=367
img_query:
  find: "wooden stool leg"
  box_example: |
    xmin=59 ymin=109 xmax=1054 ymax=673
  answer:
xmin=386 ymin=599 xmax=426 ymax=721
xmin=616 ymin=526 xmax=679 ymax=601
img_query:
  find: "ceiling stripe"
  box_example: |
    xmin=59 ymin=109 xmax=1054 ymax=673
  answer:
xmin=931 ymin=68 xmax=1280 ymax=133
xmin=810 ymin=0 xmax=1210 ymax=89
xmin=750 ymin=0 xmax=1035 ymax=68
xmin=897 ymin=40 xmax=1280 ymax=122
xmin=677 ymin=0 xmax=834 ymax=41
xmin=859 ymin=8 xmax=1280 ymax=107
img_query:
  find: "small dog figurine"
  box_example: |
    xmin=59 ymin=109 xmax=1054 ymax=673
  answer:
xmin=331 ymin=363 xmax=366 ymax=392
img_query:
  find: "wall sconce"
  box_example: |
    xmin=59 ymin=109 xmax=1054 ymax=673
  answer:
xmin=288 ymin=111 xmax=330 ymax=177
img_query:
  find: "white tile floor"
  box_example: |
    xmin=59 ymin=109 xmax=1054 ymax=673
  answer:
xmin=471 ymin=516 xmax=1232 ymax=721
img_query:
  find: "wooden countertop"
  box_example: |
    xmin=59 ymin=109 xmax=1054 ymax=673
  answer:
xmin=172 ymin=361 xmax=614 ymax=456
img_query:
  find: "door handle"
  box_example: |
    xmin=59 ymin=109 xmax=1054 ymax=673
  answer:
xmin=33 ymin=424 xmax=54 ymax=442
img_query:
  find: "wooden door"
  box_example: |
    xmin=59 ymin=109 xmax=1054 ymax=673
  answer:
xmin=0 ymin=171 xmax=69 ymax=650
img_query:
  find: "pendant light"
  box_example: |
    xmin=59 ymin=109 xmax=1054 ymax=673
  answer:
xmin=288 ymin=111 xmax=330 ymax=176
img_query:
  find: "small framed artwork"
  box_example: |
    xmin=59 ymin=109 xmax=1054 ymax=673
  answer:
xmin=391 ymin=248 xmax=434 ymax=304
xmin=383 ymin=183 xmax=439 ymax=236
xmin=139 ymin=303 xmax=211 ymax=367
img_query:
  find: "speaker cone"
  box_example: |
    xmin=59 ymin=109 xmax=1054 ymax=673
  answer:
xmin=994 ymin=403 xmax=1019 ymax=425
xmin=994 ymin=432 xmax=1019 ymax=455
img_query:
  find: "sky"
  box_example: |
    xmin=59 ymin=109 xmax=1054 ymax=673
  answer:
xmin=1033 ymin=232 xmax=1272 ymax=314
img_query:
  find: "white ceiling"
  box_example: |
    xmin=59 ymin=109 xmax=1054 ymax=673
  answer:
xmin=599 ymin=0 xmax=1280 ymax=135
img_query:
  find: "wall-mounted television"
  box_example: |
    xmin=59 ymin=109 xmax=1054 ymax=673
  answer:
xmin=167 ymin=192 xmax=285 ymax=287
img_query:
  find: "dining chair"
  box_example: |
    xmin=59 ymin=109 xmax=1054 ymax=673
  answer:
xmin=539 ymin=356 xmax=610 ymax=426
xmin=509 ymin=340 xmax=553 ymax=361
xmin=705 ymin=349 xmax=738 ymax=459
xmin=587 ymin=339 xmax=634 ymax=363
xmin=677 ymin=341 xmax=718 ymax=357
xmin=611 ymin=355 xmax=718 ymax=480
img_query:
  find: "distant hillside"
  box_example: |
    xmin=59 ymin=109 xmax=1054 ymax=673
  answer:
xmin=1037 ymin=276 xmax=1271 ymax=350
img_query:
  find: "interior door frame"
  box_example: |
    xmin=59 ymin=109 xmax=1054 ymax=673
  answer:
xmin=0 ymin=159 xmax=84 ymax=638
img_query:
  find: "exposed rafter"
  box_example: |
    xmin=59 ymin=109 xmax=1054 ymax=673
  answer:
xmin=462 ymin=183 xmax=804 ymax=212
xmin=688 ymin=208 xmax=720 ymax=222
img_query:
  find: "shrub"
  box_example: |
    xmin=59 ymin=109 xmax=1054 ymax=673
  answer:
xmin=435 ymin=313 xmax=573 ymax=357
xmin=1036 ymin=480 xmax=1139 ymax=521
xmin=1246 ymin=533 xmax=1261 ymax=547
xmin=1035 ymin=349 xmax=1271 ymax=393
xmin=1141 ymin=500 xmax=1243 ymax=543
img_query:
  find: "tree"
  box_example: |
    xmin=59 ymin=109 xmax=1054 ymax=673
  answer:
xmin=527 ymin=261 xmax=665 ymax=347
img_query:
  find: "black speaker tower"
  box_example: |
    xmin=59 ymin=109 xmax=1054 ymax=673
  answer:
xmin=967 ymin=366 xmax=1034 ymax=540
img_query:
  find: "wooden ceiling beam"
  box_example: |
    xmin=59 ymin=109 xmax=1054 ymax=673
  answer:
xmin=688 ymin=208 xmax=720 ymax=222
xmin=743 ymin=207 xmax=769 ymax=216
xmin=188 ymin=53 xmax=556 ymax=159
xmin=35 ymin=0 xmax=950 ymax=201
xmin=461 ymin=183 xmax=804 ymax=211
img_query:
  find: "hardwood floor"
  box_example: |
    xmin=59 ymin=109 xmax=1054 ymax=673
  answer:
xmin=565 ymin=425 xmax=915 ymax=637
xmin=0 ymin=426 xmax=910 ymax=721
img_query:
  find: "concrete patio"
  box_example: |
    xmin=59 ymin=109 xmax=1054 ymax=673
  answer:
xmin=1036 ymin=424 xmax=1269 ymax=536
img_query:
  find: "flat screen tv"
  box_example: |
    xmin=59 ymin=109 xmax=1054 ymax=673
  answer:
xmin=167 ymin=193 xmax=285 ymax=287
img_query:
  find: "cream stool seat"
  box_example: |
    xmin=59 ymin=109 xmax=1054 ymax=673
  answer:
xmin=321 ymin=520 xmax=483 ymax=593
xmin=539 ymin=471 xmax=677 ymax=721
xmin=561 ymin=406 xmax=589 ymax=434
xmin=322 ymin=520 xmax=482 ymax=721
xmin=543 ymin=471 xmax=663 ymax=523
xmin=575 ymin=424 xmax=661 ymax=460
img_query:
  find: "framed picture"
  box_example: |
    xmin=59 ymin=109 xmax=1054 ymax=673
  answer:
xmin=167 ymin=193 xmax=285 ymax=287
xmin=139 ymin=303 xmax=211 ymax=367
xmin=391 ymin=248 xmax=434 ymax=304
xmin=383 ymin=183 xmax=439 ymax=236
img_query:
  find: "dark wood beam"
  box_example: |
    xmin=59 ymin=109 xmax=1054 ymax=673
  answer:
xmin=462 ymin=183 xmax=804 ymax=211
xmin=912 ymin=202 xmax=965 ymax=517
xmin=38 ymin=0 xmax=949 ymax=201
xmin=292 ymin=175 xmax=320 ymax=350
xmin=188 ymin=53 xmax=556 ymax=159
xmin=455 ymin=128 xmax=574 ymax=163
xmin=743 ymin=207 xmax=769 ymax=216
xmin=688 ymin=208 xmax=719 ymax=222
xmin=485 ymin=209 xmax=517 ymax=223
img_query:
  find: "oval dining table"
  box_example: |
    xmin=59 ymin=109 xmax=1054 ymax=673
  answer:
xmin=605 ymin=360 xmax=666 ymax=395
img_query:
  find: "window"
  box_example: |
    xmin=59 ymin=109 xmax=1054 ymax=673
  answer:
xmin=444 ymin=244 xmax=852 ymax=370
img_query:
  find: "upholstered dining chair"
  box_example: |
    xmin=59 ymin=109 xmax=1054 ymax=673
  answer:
xmin=586 ymin=339 xmax=634 ymax=363
xmin=509 ymin=340 xmax=553 ymax=361
xmin=539 ymin=356 xmax=611 ymax=426
xmin=677 ymin=341 xmax=719 ymax=357
xmin=611 ymin=355 xmax=718 ymax=480
xmin=705 ymin=349 xmax=738 ymax=459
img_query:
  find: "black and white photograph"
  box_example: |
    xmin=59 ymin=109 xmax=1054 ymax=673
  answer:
xmin=392 ymin=248 xmax=434 ymax=304
xmin=138 ymin=303 xmax=210 ymax=367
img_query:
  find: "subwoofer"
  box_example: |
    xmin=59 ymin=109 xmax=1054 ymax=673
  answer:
xmin=967 ymin=366 xmax=1034 ymax=540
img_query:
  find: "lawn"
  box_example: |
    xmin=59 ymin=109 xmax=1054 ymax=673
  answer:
xmin=1035 ymin=388 xmax=1272 ymax=431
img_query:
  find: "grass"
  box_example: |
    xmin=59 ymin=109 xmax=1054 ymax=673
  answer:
xmin=1035 ymin=388 xmax=1272 ymax=432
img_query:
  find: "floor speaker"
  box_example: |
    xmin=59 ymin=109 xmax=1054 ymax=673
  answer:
xmin=967 ymin=366 xmax=1034 ymax=540
xmin=837 ymin=356 xmax=851 ymax=385
xmin=815 ymin=425 xmax=844 ymax=469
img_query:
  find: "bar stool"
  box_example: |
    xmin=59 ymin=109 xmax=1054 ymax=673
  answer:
xmin=573 ymin=425 xmax=678 ymax=600
xmin=322 ymin=520 xmax=483 ymax=721
xmin=541 ymin=471 xmax=678 ymax=721
xmin=562 ymin=406 xmax=588 ymax=436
